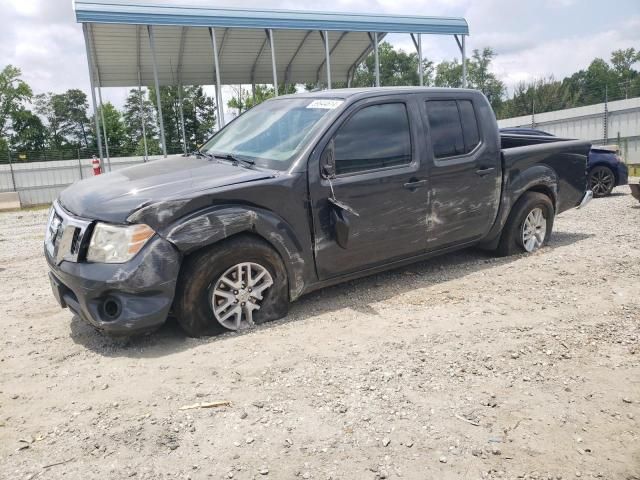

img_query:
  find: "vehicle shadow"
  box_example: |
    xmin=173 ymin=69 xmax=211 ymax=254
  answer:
xmin=69 ymin=230 xmax=593 ymax=357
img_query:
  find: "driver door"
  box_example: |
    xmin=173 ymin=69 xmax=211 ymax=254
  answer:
xmin=308 ymin=96 xmax=430 ymax=280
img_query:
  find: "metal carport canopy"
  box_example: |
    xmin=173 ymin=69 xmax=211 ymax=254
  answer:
xmin=74 ymin=0 xmax=469 ymax=87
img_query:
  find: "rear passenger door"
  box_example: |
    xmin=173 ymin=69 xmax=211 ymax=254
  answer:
xmin=421 ymin=96 xmax=501 ymax=250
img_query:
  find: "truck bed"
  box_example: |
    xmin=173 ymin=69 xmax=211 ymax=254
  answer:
xmin=500 ymin=134 xmax=591 ymax=214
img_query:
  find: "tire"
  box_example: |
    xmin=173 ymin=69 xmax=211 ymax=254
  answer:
xmin=497 ymin=191 xmax=554 ymax=257
xmin=589 ymin=165 xmax=615 ymax=197
xmin=174 ymin=235 xmax=289 ymax=337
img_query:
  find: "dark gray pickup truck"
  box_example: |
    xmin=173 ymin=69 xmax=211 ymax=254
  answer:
xmin=45 ymin=87 xmax=592 ymax=336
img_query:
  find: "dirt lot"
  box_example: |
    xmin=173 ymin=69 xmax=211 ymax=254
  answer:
xmin=1 ymin=184 xmax=639 ymax=480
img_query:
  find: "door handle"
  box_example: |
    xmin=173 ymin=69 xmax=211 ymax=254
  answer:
xmin=403 ymin=179 xmax=428 ymax=190
xmin=476 ymin=167 xmax=496 ymax=176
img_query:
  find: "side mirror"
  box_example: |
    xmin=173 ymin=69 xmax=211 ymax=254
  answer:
xmin=321 ymin=139 xmax=336 ymax=179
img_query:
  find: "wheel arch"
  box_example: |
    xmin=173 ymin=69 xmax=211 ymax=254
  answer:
xmin=161 ymin=205 xmax=308 ymax=301
xmin=478 ymin=164 xmax=558 ymax=250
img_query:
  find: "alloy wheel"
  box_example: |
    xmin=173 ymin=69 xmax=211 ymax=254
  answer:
xmin=211 ymin=262 xmax=273 ymax=330
xmin=521 ymin=207 xmax=547 ymax=252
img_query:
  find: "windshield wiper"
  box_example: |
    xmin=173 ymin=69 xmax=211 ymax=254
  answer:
xmin=191 ymin=150 xmax=214 ymax=160
xmin=210 ymin=152 xmax=255 ymax=168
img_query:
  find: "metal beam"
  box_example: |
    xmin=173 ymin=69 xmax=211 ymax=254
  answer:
xmin=89 ymin=24 xmax=111 ymax=171
xmin=346 ymin=33 xmax=386 ymax=88
xmin=285 ymin=30 xmax=312 ymax=85
xmin=317 ymin=31 xmax=348 ymax=88
xmin=96 ymin=84 xmax=111 ymax=169
xmin=267 ymin=29 xmax=278 ymax=95
xmin=148 ymin=25 xmax=167 ymax=157
xmin=462 ymin=35 xmax=467 ymax=88
xmin=455 ymin=34 xmax=467 ymax=88
xmin=411 ymin=33 xmax=424 ymax=86
xmin=136 ymin=26 xmax=148 ymax=162
xmin=82 ymin=23 xmax=105 ymax=171
xmin=177 ymin=27 xmax=188 ymax=153
xmin=218 ymin=28 xmax=230 ymax=58
xmin=209 ymin=27 xmax=225 ymax=128
xmin=250 ymin=37 xmax=268 ymax=86
xmin=373 ymin=32 xmax=380 ymax=87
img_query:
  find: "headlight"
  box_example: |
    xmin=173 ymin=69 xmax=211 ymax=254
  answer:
xmin=87 ymin=223 xmax=155 ymax=263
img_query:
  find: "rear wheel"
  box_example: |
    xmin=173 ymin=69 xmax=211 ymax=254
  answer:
xmin=497 ymin=192 xmax=554 ymax=256
xmin=174 ymin=235 xmax=289 ymax=337
xmin=589 ymin=166 xmax=615 ymax=197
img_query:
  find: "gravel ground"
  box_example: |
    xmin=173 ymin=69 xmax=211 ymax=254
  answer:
xmin=1 ymin=183 xmax=639 ymax=480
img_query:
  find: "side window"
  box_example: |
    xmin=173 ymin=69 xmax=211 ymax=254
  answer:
xmin=458 ymin=100 xmax=480 ymax=152
xmin=426 ymin=100 xmax=465 ymax=158
xmin=426 ymin=99 xmax=481 ymax=159
xmin=333 ymin=103 xmax=412 ymax=175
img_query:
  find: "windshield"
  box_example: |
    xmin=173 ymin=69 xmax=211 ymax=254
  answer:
xmin=201 ymin=97 xmax=343 ymax=170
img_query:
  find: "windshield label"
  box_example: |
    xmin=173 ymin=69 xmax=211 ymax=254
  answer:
xmin=307 ymin=99 xmax=343 ymax=110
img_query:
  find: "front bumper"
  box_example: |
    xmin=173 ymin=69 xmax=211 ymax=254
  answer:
xmin=45 ymin=234 xmax=182 ymax=336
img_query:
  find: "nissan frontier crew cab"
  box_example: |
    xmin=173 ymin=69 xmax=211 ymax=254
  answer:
xmin=45 ymin=88 xmax=593 ymax=337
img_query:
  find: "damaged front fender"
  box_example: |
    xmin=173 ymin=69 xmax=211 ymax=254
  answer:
xmin=159 ymin=205 xmax=308 ymax=301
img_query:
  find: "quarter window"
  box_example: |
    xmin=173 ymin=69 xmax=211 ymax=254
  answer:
xmin=333 ymin=103 xmax=412 ymax=175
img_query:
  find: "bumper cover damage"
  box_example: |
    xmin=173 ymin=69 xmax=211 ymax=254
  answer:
xmin=46 ymin=235 xmax=181 ymax=335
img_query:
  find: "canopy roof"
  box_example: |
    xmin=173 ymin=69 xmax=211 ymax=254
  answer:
xmin=74 ymin=1 xmax=469 ymax=87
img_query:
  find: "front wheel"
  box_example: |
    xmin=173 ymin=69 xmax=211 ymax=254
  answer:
xmin=174 ymin=235 xmax=289 ymax=337
xmin=497 ymin=192 xmax=554 ymax=256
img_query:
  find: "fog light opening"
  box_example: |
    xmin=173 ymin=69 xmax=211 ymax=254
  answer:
xmin=102 ymin=297 xmax=122 ymax=321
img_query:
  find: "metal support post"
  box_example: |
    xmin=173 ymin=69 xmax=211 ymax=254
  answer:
xmin=323 ymin=30 xmax=331 ymax=88
xmin=137 ymin=72 xmax=149 ymax=161
xmin=461 ymin=35 xmax=467 ymax=88
xmin=210 ymin=27 xmax=225 ymax=129
xmin=82 ymin=23 xmax=105 ymax=171
xmin=267 ymin=29 xmax=278 ymax=95
xmin=148 ymin=25 xmax=167 ymax=157
xmin=177 ymin=84 xmax=187 ymax=154
xmin=96 ymin=84 xmax=111 ymax=170
xmin=373 ymin=32 xmax=380 ymax=87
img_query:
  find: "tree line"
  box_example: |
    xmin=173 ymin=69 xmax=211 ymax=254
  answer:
xmin=1 ymin=44 xmax=638 ymax=160
xmin=0 ymin=66 xmax=218 ymax=160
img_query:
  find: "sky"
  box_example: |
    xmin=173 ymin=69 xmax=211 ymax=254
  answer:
xmin=1 ymin=0 xmax=639 ymax=110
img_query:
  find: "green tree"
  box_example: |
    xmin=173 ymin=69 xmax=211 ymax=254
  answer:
xmin=94 ymin=102 xmax=127 ymax=153
xmin=123 ymin=88 xmax=157 ymax=153
xmin=352 ymin=42 xmax=433 ymax=87
xmin=0 ymin=65 xmax=33 ymax=142
xmin=435 ymin=48 xmax=505 ymax=112
xmin=148 ymin=85 xmax=217 ymax=153
xmin=35 ymin=90 xmax=92 ymax=149
xmin=610 ymin=48 xmax=640 ymax=98
xmin=10 ymin=108 xmax=47 ymax=151
xmin=227 ymin=84 xmax=296 ymax=113
xmin=34 ymin=93 xmax=65 ymax=149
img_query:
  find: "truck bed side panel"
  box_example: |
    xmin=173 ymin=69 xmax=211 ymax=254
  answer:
xmin=481 ymin=139 xmax=590 ymax=247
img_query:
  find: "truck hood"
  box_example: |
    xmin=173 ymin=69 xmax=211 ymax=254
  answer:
xmin=58 ymin=156 xmax=276 ymax=223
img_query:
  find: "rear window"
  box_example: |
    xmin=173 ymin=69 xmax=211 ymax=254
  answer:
xmin=426 ymin=99 xmax=481 ymax=159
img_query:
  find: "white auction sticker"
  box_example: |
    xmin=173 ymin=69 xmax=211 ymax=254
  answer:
xmin=306 ymin=99 xmax=343 ymax=110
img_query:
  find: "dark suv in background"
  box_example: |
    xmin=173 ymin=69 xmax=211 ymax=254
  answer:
xmin=500 ymin=128 xmax=629 ymax=197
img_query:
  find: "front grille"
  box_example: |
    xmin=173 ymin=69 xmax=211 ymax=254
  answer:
xmin=45 ymin=202 xmax=92 ymax=265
